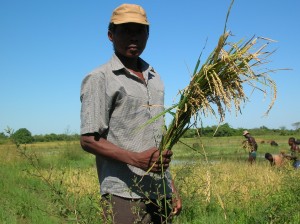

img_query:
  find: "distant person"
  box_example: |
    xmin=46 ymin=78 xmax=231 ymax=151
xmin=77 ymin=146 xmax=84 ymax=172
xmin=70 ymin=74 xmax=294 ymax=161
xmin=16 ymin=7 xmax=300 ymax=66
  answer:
xmin=242 ymin=130 xmax=258 ymax=164
xmin=288 ymin=137 xmax=300 ymax=157
xmin=270 ymin=140 xmax=278 ymax=147
xmin=264 ymin=152 xmax=287 ymax=167
xmin=288 ymin=137 xmax=300 ymax=168
xmin=295 ymin=139 xmax=300 ymax=145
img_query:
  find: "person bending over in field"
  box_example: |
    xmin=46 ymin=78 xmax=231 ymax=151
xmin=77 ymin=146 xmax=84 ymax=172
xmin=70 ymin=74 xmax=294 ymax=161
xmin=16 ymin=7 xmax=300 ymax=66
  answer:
xmin=242 ymin=130 xmax=258 ymax=164
xmin=274 ymin=138 xmax=300 ymax=169
xmin=265 ymin=152 xmax=287 ymax=167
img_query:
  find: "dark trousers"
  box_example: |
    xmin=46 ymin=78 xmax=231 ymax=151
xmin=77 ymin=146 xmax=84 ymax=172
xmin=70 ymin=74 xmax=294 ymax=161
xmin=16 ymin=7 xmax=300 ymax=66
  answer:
xmin=100 ymin=194 xmax=172 ymax=224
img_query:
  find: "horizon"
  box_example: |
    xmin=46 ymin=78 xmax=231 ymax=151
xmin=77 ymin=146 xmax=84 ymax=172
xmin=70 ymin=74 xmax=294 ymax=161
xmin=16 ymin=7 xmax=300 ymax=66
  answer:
xmin=1 ymin=123 xmax=298 ymax=136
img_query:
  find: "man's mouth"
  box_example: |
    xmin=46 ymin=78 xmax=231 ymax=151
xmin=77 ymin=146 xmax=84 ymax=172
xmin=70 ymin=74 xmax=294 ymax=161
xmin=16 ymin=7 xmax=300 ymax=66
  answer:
xmin=128 ymin=45 xmax=138 ymax=50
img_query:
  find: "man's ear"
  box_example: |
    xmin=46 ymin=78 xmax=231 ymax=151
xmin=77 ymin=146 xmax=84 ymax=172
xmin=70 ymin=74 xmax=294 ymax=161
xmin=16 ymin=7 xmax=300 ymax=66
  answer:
xmin=108 ymin=31 xmax=113 ymax=42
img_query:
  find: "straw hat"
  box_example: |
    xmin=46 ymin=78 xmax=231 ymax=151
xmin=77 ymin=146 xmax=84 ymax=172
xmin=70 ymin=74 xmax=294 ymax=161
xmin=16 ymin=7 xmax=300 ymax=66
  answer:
xmin=243 ymin=130 xmax=250 ymax=136
xmin=110 ymin=4 xmax=149 ymax=25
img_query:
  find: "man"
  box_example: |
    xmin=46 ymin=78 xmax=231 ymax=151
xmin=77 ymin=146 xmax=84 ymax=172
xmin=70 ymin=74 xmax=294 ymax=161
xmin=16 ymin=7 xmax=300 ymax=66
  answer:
xmin=265 ymin=152 xmax=286 ymax=167
xmin=288 ymin=137 xmax=300 ymax=168
xmin=288 ymin=137 xmax=300 ymax=157
xmin=80 ymin=4 xmax=181 ymax=223
xmin=242 ymin=130 xmax=258 ymax=164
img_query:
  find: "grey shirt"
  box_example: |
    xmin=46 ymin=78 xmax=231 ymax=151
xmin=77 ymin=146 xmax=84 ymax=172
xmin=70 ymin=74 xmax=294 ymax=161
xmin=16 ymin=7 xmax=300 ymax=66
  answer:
xmin=80 ymin=54 xmax=172 ymax=199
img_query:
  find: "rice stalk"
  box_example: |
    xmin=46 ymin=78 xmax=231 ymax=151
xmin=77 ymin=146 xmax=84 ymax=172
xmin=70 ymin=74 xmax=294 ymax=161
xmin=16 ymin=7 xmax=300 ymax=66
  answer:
xmin=205 ymin=170 xmax=211 ymax=203
xmin=216 ymin=192 xmax=227 ymax=220
xmin=159 ymin=30 xmax=280 ymax=151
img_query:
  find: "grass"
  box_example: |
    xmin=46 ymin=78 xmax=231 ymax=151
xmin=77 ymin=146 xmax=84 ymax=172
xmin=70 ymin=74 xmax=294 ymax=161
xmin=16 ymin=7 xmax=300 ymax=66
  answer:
xmin=172 ymin=135 xmax=289 ymax=162
xmin=1 ymin=137 xmax=300 ymax=223
xmin=0 ymin=153 xmax=61 ymax=223
xmin=170 ymin=135 xmax=300 ymax=223
xmin=172 ymin=160 xmax=300 ymax=224
xmin=0 ymin=141 xmax=100 ymax=224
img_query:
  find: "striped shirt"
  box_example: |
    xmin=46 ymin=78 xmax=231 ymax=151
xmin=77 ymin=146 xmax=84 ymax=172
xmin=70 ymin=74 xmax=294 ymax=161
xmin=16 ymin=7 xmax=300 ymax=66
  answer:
xmin=80 ymin=54 xmax=172 ymax=199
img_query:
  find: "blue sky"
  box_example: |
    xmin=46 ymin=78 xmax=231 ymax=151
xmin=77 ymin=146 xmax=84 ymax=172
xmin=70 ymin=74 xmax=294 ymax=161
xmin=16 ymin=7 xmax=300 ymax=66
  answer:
xmin=1 ymin=0 xmax=299 ymax=135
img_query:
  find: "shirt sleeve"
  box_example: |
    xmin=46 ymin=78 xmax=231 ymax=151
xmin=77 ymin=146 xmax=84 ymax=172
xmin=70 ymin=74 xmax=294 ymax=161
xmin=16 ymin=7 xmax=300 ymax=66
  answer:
xmin=80 ymin=73 xmax=109 ymax=136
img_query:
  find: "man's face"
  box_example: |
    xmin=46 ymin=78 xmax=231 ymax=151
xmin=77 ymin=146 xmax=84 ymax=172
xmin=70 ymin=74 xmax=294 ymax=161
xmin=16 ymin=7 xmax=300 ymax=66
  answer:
xmin=108 ymin=23 xmax=149 ymax=58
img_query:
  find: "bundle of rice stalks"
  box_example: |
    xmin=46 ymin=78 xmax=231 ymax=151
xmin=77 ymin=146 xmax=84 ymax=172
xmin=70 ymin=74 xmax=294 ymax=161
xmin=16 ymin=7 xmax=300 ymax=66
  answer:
xmin=157 ymin=3 xmax=280 ymax=152
xmin=151 ymin=0 xmax=282 ymax=218
xmin=160 ymin=32 xmax=277 ymax=151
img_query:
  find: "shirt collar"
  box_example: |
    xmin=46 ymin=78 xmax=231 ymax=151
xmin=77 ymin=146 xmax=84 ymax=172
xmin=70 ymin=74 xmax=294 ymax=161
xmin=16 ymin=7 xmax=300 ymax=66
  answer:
xmin=110 ymin=53 xmax=155 ymax=76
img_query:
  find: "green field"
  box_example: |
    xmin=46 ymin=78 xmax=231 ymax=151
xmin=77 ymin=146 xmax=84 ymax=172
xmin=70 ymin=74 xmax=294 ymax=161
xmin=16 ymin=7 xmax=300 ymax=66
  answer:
xmin=1 ymin=136 xmax=300 ymax=224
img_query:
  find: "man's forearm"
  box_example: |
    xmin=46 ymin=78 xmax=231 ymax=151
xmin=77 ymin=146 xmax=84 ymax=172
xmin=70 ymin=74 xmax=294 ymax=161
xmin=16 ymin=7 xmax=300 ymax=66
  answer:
xmin=80 ymin=135 xmax=138 ymax=165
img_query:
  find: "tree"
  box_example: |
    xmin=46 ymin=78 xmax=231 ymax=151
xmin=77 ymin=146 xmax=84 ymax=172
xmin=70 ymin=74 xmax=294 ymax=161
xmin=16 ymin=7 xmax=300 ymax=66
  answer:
xmin=259 ymin=126 xmax=269 ymax=130
xmin=214 ymin=123 xmax=234 ymax=137
xmin=12 ymin=128 xmax=34 ymax=144
xmin=279 ymin=126 xmax=286 ymax=130
xmin=292 ymin=122 xmax=300 ymax=130
xmin=0 ymin=132 xmax=8 ymax=144
xmin=0 ymin=132 xmax=7 ymax=139
xmin=182 ymin=129 xmax=196 ymax=138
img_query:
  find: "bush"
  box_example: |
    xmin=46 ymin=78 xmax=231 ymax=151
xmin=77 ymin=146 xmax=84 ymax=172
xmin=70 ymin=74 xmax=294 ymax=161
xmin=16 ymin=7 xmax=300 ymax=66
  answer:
xmin=12 ymin=128 xmax=34 ymax=144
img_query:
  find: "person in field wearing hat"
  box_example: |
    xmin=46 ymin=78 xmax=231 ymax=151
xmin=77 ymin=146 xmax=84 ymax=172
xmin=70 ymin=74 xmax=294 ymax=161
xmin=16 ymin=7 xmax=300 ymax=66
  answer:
xmin=80 ymin=3 xmax=181 ymax=223
xmin=242 ymin=130 xmax=258 ymax=164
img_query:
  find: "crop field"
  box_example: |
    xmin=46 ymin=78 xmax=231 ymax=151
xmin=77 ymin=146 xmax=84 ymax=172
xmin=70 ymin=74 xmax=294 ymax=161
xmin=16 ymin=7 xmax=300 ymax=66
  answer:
xmin=1 ymin=136 xmax=300 ymax=224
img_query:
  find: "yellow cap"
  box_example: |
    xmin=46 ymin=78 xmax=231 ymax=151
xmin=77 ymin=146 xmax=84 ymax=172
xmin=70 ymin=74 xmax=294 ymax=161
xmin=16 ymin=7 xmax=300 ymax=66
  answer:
xmin=243 ymin=130 xmax=249 ymax=136
xmin=110 ymin=4 xmax=149 ymax=25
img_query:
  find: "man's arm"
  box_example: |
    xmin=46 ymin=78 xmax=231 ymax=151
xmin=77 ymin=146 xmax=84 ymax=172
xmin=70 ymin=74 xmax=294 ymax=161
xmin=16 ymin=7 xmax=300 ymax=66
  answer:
xmin=80 ymin=133 xmax=172 ymax=173
xmin=283 ymin=154 xmax=297 ymax=160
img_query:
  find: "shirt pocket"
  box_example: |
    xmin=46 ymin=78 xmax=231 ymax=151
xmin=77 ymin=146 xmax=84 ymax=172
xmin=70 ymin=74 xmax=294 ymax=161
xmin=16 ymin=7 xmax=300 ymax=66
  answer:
xmin=111 ymin=89 xmax=149 ymax=118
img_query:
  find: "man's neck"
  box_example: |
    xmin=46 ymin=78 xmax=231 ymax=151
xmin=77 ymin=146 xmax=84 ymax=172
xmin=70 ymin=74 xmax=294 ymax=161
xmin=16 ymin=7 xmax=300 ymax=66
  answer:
xmin=116 ymin=53 xmax=140 ymax=72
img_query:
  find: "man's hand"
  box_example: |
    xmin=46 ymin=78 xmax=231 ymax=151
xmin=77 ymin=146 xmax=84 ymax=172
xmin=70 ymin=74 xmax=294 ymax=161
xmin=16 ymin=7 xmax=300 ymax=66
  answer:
xmin=171 ymin=181 xmax=182 ymax=216
xmin=135 ymin=147 xmax=173 ymax=173
xmin=172 ymin=196 xmax=182 ymax=216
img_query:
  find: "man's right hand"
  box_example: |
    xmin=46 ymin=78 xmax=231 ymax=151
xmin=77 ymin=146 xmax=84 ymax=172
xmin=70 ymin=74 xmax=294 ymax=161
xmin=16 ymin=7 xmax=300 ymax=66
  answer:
xmin=135 ymin=147 xmax=173 ymax=173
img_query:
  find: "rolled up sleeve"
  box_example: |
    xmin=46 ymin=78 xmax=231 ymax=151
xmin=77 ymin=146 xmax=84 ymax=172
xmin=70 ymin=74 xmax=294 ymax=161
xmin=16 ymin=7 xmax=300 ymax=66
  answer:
xmin=80 ymin=73 xmax=109 ymax=136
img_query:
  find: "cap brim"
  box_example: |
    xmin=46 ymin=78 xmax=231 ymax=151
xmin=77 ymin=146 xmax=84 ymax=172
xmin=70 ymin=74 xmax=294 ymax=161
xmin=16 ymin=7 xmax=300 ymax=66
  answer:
xmin=111 ymin=19 xmax=149 ymax=25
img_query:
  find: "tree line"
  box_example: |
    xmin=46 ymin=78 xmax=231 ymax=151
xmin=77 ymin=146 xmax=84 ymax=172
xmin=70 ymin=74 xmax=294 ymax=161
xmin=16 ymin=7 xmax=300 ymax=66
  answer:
xmin=1 ymin=123 xmax=300 ymax=145
xmin=0 ymin=128 xmax=80 ymax=145
xmin=181 ymin=123 xmax=300 ymax=138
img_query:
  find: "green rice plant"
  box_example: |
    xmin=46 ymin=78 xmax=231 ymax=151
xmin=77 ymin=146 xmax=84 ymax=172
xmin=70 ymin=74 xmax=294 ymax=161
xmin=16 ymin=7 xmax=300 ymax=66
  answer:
xmin=151 ymin=0 xmax=286 ymax=153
